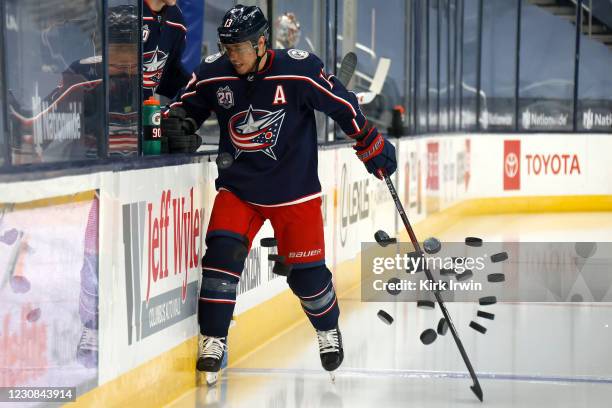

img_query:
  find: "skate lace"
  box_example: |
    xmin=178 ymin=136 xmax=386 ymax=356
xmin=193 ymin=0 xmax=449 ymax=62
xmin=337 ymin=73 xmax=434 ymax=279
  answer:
xmin=79 ymin=327 xmax=97 ymax=351
xmin=317 ymin=329 xmax=339 ymax=353
xmin=200 ymin=336 xmax=227 ymax=360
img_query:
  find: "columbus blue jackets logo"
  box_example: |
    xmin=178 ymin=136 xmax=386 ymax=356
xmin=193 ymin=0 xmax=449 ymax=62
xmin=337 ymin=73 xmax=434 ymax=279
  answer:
xmin=205 ymin=52 xmax=222 ymax=63
xmin=143 ymin=46 xmax=168 ymax=89
xmin=229 ymin=105 xmax=286 ymax=160
xmin=288 ymin=49 xmax=309 ymax=60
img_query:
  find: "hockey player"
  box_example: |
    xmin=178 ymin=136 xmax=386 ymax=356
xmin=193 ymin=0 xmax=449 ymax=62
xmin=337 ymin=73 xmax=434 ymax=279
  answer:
xmin=143 ymin=0 xmax=192 ymax=99
xmin=162 ymin=5 xmax=397 ymax=379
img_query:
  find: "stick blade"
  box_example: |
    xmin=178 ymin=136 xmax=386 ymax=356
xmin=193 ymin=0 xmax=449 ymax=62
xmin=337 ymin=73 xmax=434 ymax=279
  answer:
xmin=337 ymin=52 xmax=357 ymax=87
xmin=470 ymin=383 xmax=484 ymax=402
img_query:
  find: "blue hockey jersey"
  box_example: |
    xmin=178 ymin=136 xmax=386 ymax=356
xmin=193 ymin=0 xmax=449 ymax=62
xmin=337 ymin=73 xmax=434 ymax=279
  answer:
xmin=173 ymin=49 xmax=366 ymax=205
xmin=175 ymin=49 xmax=367 ymax=205
xmin=143 ymin=0 xmax=191 ymax=99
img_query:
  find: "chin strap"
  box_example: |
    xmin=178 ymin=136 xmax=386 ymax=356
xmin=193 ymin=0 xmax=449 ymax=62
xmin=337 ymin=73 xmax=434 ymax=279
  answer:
xmin=251 ymin=43 xmax=266 ymax=75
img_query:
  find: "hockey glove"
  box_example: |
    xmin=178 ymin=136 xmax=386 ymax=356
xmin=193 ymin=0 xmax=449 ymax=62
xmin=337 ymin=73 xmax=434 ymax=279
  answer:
xmin=353 ymin=125 xmax=397 ymax=179
xmin=161 ymin=107 xmax=201 ymax=153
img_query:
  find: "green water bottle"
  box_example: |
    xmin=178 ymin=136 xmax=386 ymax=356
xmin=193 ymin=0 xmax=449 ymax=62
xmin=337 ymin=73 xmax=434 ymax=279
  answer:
xmin=143 ymin=96 xmax=161 ymax=155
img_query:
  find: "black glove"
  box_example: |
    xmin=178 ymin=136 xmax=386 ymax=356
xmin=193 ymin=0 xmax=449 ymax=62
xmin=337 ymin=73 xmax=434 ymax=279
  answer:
xmin=161 ymin=107 xmax=201 ymax=153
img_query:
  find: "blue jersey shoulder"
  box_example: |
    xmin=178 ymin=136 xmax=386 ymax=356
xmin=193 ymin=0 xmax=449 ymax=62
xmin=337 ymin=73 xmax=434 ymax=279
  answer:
xmin=198 ymin=52 xmax=235 ymax=78
xmin=272 ymin=49 xmax=324 ymax=76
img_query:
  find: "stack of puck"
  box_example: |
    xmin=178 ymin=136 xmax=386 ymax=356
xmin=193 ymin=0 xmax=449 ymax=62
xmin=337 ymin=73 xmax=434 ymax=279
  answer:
xmin=168 ymin=133 xmax=201 ymax=153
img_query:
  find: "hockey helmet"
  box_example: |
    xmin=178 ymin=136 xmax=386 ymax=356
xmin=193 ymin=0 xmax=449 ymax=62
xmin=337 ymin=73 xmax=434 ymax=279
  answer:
xmin=217 ymin=4 xmax=269 ymax=50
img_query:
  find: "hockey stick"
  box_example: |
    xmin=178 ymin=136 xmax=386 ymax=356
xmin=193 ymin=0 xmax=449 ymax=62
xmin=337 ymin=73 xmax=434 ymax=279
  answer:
xmin=337 ymin=51 xmax=357 ymax=88
xmin=379 ymin=170 xmax=484 ymax=402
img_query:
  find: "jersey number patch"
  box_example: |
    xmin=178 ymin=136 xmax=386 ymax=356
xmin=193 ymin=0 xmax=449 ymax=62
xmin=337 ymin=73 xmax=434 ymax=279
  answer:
xmin=273 ymin=85 xmax=287 ymax=105
xmin=217 ymin=86 xmax=234 ymax=109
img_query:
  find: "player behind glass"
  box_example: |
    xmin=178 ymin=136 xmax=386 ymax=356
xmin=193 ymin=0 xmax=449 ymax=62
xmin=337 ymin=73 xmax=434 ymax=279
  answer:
xmin=161 ymin=4 xmax=397 ymax=381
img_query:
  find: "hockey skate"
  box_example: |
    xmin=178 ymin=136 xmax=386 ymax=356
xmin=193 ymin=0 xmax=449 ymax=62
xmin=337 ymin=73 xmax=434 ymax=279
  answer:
xmin=197 ymin=335 xmax=227 ymax=386
xmin=316 ymin=326 xmax=344 ymax=383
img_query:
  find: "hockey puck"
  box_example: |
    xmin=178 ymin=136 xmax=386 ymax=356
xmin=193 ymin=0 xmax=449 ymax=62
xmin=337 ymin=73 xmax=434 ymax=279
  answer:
xmin=455 ymin=269 xmax=473 ymax=281
xmin=487 ymin=273 xmax=505 ymax=283
xmin=377 ymin=309 xmax=394 ymax=325
xmin=417 ymin=300 xmax=435 ymax=309
xmin=490 ymin=252 xmax=508 ymax=263
xmin=575 ymin=242 xmax=597 ymax=259
xmin=272 ymin=261 xmax=293 ymax=277
xmin=437 ymin=318 xmax=448 ymax=335
xmin=469 ymin=321 xmax=487 ymax=334
xmin=423 ymin=237 xmax=441 ymax=254
xmin=477 ymin=310 xmax=495 ymax=320
xmin=9 ymin=276 xmax=31 ymax=294
xmin=479 ymin=296 xmax=497 ymax=306
xmin=268 ymin=254 xmax=285 ymax=263
xmin=0 ymin=228 xmax=19 ymax=245
xmin=386 ymin=278 xmax=402 ymax=296
xmin=420 ymin=328 xmax=438 ymax=345
xmin=260 ymin=237 xmax=278 ymax=247
xmin=216 ymin=152 xmax=234 ymax=169
xmin=571 ymin=293 xmax=583 ymax=302
xmin=26 ymin=308 xmax=41 ymax=322
xmin=440 ymin=267 xmax=455 ymax=276
xmin=465 ymin=237 xmax=483 ymax=247
xmin=374 ymin=230 xmax=397 ymax=247
xmin=406 ymin=251 xmax=426 ymax=273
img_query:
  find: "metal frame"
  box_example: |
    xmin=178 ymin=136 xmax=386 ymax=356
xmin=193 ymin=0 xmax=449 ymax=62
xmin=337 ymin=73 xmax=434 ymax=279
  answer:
xmin=412 ymin=0 xmax=421 ymax=135
xmin=475 ymin=0 xmax=483 ymax=131
xmin=0 ymin=0 xmax=9 ymax=167
xmin=572 ymin=0 xmax=583 ymax=131
xmin=447 ymin=0 xmax=452 ymax=131
xmin=453 ymin=0 xmax=460 ymax=131
xmin=515 ymin=0 xmax=522 ymax=132
xmin=459 ymin=0 xmax=465 ymax=129
xmin=138 ymin=0 xmax=144 ymax=156
xmin=405 ymin=0 xmax=412 ymax=128
xmin=426 ymin=1 xmax=431 ymax=133
xmin=100 ymin=0 xmax=109 ymax=159
xmin=436 ymin=0 xmax=441 ymax=132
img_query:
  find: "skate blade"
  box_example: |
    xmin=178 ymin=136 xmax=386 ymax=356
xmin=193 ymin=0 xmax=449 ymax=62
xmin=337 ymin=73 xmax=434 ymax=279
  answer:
xmin=329 ymin=371 xmax=336 ymax=384
xmin=205 ymin=372 xmax=219 ymax=386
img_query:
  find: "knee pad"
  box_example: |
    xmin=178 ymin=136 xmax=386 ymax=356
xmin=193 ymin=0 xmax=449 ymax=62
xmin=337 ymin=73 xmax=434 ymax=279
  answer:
xmin=202 ymin=235 xmax=248 ymax=272
xmin=287 ymin=265 xmax=337 ymax=315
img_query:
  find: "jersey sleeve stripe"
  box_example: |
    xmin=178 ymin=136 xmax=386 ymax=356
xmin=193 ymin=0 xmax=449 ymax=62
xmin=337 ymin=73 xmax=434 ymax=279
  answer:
xmin=196 ymin=76 xmax=240 ymax=87
xmin=165 ymin=20 xmax=187 ymax=32
xmin=186 ymin=73 xmax=197 ymax=89
xmin=264 ymin=75 xmax=357 ymax=117
xmin=181 ymin=90 xmax=197 ymax=100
